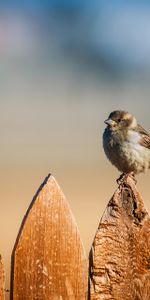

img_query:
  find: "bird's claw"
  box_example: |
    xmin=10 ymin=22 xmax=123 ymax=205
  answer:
xmin=116 ymin=173 xmax=126 ymax=186
xmin=116 ymin=172 xmax=137 ymax=186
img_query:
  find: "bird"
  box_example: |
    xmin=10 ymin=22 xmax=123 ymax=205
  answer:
xmin=103 ymin=110 xmax=150 ymax=181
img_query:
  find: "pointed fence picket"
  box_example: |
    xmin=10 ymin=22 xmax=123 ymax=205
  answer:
xmin=89 ymin=176 xmax=150 ymax=299
xmin=10 ymin=174 xmax=88 ymax=300
xmin=0 ymin=254 xmax=5 ymax=300
xmin=0 ymin=174 xmax=150 ymax=299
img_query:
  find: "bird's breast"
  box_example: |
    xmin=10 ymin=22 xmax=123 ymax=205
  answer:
xmin=103 ymin=128 xmax=150 ymax=173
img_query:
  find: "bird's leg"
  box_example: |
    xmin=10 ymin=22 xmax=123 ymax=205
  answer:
xmin=116 ymin=172 xmax=137 ymax=186
xmin=116 ymin=173 xmax=126 ymax=185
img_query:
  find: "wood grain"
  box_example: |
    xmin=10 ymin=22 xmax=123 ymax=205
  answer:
xmin=89 ymin=175 xmax=150 ymax=300
xmin=0 ymin=254 xmax=5 ymax=300
xmin=11 ymin=174 xmax=88 ymax=300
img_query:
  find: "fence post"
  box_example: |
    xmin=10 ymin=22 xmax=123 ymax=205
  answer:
xmin=89 ymin=175 xmax=150 ymax=299
xmin=10 ymin=174 xmax=88 ymax=300
xmin=0 ymin=254 xmax=5 ymax=300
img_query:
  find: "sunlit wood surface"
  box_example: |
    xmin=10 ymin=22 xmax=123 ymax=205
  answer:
xmin=0 ymin=254 xmax=5 ymax=300
xmin=90 ymin=175 xmax=150 ymax=300
xmin=11 ymin=174 xmax=88 ymax=300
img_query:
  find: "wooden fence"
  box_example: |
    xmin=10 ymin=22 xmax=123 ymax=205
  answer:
xmin=1 ymin=173 xmax=150 ymax=299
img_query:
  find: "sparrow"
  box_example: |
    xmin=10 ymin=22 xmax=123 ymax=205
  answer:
xmin=103 ymin=110 xmax=150 ymax=177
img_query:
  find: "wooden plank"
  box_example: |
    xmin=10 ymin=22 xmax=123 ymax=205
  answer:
xmin=89 ymin=175 xmax=150 ymax=300
xmin=0 ymin=254 xmax=5 ymax=300
xmin=10 ymin=174 xmax=88 ymax=300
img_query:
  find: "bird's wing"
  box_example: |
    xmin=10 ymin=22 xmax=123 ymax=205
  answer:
xmin=136 ymin=124 xmax=150 ymax=149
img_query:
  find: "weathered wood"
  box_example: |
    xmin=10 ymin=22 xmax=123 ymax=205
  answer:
xmin=0 ymin=254 xmax=5 ymax=300
xmin=11 ymin=174 xmax=88 ymax=300
xmin=89 ymin=175 xmax=150 ymax=300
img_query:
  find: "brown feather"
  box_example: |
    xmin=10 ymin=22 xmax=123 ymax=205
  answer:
xmin=136 ymin=124 xmax=150 ymax=149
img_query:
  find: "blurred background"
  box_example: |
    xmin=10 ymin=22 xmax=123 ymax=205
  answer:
xmin=1 ymin=0 xmax=150 ymax=294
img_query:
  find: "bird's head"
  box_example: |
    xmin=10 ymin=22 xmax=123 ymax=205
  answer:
xmin=104 ymin=110 xmax=137 ymax=131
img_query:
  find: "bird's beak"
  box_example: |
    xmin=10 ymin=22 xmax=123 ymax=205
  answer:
xmin=104 ymin=118 xmax=114 ymax=126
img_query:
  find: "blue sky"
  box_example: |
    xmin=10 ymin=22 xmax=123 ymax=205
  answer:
xmin=0 ymin=0 xmax=150 ymax=74
xmin=0 ymin=0 xmax=150 ymax=9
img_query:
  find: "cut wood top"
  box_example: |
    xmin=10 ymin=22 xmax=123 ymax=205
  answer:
xmin=11 ymin=174 xmax=88 ymax=300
